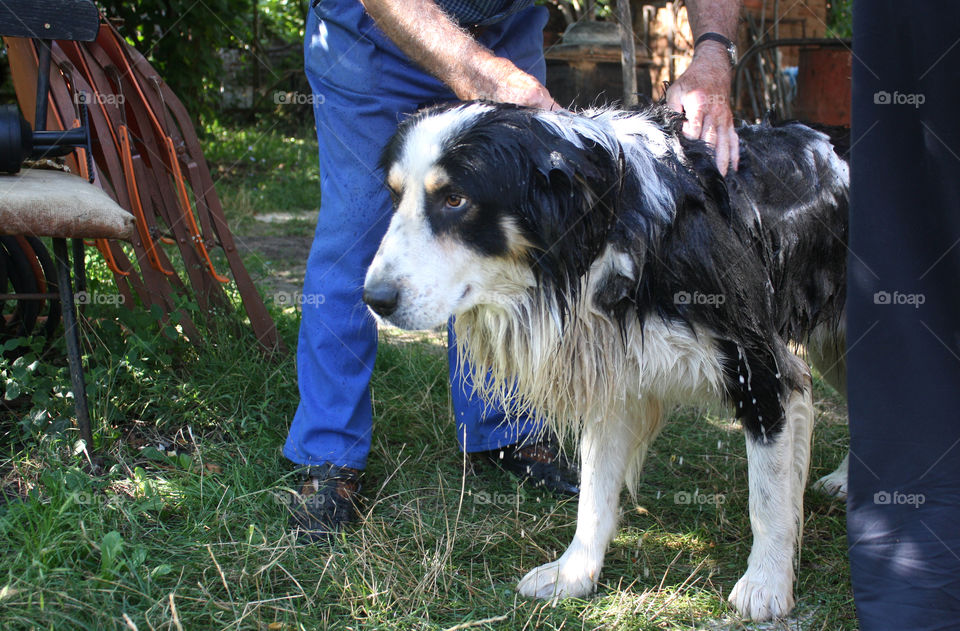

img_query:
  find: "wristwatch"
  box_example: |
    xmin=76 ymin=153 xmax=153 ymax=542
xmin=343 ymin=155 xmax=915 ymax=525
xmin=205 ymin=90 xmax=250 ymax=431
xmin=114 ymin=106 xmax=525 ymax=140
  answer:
xmin=695 ymin=32 xmax=737 ymax=67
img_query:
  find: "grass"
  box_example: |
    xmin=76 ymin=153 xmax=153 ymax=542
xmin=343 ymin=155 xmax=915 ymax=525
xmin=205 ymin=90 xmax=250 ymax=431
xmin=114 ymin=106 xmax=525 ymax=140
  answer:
xmin=0 ymin=122 xmax=855 ymax=630
xmin=201 ymin=119 xmax=321 ymax=233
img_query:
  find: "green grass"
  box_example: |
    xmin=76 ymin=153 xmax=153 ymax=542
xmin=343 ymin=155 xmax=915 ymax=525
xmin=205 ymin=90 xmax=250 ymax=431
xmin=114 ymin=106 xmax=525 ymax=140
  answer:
xmin=201 ymin=120 xmax=321 ymax=231
xmin=0 ymin=123 xmax=855 ymax=630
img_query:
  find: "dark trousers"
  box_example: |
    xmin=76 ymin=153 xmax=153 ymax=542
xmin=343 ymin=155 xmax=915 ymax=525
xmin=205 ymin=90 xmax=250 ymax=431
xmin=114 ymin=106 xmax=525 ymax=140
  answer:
xmin=848 ymin=2 xmax=960 ymax=629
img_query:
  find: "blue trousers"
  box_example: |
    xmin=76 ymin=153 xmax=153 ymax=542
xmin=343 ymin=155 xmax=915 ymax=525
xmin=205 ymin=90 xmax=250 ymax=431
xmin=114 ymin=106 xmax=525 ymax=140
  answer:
xmin=848 ymin=2 xmax=960 ymax=628
xmin=284 ymin=0 xmax=549 ymax=469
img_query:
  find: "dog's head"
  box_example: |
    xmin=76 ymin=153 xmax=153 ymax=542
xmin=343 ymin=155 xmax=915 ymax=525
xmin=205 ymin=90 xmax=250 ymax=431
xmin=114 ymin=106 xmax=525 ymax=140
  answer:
xmin=363 ymin=102 xmax=624 ymax=330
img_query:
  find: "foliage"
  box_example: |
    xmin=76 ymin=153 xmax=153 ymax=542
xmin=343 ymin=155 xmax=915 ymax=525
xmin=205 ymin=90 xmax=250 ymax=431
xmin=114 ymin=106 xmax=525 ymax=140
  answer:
xmin=97 ymin=0 xmax=309 ymax=123
xmin=201 ymin=119 xmax=320 ymax=226
xmin=98 ymin=0 xmax=244 ymax=119
xmin=258 ymin=0 xmax=309 ymax=46
xmin=826 ymin=0 xmax=853 ymax=38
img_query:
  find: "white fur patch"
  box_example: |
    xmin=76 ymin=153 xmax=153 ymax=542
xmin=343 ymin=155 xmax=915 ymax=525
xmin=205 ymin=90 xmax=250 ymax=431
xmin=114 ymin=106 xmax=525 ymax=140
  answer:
xmin=729 ymin=379 xmax=813 ymax=621
xmin=454 ymin=247 xmax=725 ymax=439
xmin=396 ymin=102 xmax=492 ymax=176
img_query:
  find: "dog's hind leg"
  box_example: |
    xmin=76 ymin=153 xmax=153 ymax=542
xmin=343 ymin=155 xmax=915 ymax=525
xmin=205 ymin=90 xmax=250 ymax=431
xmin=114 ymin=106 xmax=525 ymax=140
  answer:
xmin=814 ymin=452 xmax=848 ymax=499
xmin=517 ymin=398 xmax=660 ymax=600
xmin=728 ymin=371 xmax=814 ymax=621
xmin=807 ymin=330 xmax=849 ymax=499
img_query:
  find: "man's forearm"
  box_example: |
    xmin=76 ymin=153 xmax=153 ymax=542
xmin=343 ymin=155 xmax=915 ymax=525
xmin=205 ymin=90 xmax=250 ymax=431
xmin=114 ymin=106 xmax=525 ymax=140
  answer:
xmin=686 ymin=0 xmax=740 ymax=62
xmin=359 ymin=0 xmax=510 ymax=101
xmin=686 ymin=0 xmax=739 ymax=41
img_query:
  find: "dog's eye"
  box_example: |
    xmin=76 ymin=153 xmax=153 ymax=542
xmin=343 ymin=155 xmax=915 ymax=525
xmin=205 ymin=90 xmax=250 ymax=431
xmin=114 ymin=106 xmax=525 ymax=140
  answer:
xmin=444 ymin=194 xmax=467 ymax=210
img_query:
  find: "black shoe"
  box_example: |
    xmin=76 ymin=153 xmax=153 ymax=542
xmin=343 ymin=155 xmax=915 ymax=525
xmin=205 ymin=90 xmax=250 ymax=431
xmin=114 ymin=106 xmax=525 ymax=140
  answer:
xmin=289 ymin=463 xmax=362 ymax=542
xmin=478 ymin=438 xmax=580 ymax=496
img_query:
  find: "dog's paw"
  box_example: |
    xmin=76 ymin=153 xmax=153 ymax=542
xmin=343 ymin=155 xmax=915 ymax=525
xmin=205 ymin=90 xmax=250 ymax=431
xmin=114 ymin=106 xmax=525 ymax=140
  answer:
xmin=728 ymin=573 xmax=794 ymax=621
xmin=517 ymin=557 xmax=599 ymax=600
xmin=813 ymin=468 xmax=848 ymax=499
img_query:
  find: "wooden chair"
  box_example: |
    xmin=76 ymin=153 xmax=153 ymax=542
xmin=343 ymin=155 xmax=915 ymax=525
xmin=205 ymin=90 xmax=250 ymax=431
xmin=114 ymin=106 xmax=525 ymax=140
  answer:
xmin=0 ymin=0 xmax=135 ymax=450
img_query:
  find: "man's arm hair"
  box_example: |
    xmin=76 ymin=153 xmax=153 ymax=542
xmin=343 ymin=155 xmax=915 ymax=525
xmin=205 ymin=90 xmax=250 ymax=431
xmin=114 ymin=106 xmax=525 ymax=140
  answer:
xmin=686 ymin=0 xmax=739 ymax=59
xmin=359 ymin=0 xmax=557 ymax=108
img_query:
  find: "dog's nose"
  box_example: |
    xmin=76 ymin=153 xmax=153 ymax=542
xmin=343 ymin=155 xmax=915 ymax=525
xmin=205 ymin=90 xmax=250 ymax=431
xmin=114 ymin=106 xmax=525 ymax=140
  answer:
xmin=363 ymin=281 xmax=400 ymax=317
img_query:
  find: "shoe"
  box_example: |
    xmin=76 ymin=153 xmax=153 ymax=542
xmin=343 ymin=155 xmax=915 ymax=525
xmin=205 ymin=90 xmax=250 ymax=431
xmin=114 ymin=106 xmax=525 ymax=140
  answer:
xmin=289 ymin=463 xmax=362 ymax=542
xmin=478 ymin=438 xmax=580 ymax=496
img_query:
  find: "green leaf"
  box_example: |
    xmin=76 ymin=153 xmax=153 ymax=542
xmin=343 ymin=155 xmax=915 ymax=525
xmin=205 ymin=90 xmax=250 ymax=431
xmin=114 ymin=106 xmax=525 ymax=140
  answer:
xmin=4 ymin=380 xmax=21 ymax=401
xmin=150 ymin=564 xmax=173 ymax=579
xmin=100 ymin=531 xmax=124 ymax=577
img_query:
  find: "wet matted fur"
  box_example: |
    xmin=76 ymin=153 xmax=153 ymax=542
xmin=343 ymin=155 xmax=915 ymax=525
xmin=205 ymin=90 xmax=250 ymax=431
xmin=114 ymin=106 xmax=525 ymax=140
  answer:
xmin=363 ymin=101 xmax=849 ymax=621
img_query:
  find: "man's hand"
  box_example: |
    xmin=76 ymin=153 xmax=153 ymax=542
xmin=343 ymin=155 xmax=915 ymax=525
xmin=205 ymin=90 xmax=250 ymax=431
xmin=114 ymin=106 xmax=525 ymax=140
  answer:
xmin=360 ymin=0 xmax=559 ymax=110
xmin=666 ymin=43 xmax=739 ymax=175
xmin=666 ymin=0 xmax=741 ymax=176
xmin=473 ymin=56 xmax=559 ymax=110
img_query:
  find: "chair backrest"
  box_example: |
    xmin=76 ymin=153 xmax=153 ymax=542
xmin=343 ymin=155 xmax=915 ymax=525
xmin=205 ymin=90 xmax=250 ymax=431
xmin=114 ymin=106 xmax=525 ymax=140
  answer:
xmin=0 ymin=0 xmax=99 ymax=41
xmin=1 ymin=0 xmax=99 ymax=132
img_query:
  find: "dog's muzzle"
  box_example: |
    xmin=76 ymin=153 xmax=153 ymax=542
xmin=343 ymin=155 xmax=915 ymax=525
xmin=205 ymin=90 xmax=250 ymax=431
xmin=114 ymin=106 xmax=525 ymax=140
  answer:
xmin=363 ymin=279 xmax=400 ymax=318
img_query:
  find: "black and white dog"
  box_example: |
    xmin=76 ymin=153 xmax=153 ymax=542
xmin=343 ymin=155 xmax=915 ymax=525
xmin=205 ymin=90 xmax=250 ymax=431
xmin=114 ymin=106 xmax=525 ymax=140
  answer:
xmin=363 ymin=101 xmax=849 ymax=621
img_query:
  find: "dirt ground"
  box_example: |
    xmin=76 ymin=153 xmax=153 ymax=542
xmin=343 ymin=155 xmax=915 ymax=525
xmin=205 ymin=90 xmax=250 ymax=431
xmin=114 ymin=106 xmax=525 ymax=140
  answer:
xmin=233 ymin=212 xmax=318 ymax=297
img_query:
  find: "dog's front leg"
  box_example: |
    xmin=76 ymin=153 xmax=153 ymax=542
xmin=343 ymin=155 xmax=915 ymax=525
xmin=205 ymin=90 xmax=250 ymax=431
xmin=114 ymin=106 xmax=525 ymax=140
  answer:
xmin=517 ymin=409 xmax=637 ymax=600
xmin=728 ymin=375 xmax=814 ymax=620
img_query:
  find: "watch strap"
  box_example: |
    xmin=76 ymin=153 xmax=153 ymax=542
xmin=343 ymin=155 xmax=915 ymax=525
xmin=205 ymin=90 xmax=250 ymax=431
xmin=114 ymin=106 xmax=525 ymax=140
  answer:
xmin=695 ymin=32 xmax=737 ymax=66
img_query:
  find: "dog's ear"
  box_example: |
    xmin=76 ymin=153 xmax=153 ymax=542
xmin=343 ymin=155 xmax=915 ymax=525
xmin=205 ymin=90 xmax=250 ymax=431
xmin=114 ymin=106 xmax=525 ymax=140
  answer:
xmin=517 ymin=118 xmax=625 ymax=310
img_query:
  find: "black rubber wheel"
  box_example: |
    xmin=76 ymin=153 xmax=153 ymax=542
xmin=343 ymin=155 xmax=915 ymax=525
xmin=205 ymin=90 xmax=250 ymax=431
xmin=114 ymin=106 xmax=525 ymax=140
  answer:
xmin=0 ymin=236 xmax=40 ymax=338
xmin=25 ymin=236 xmax=62 ymax=339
